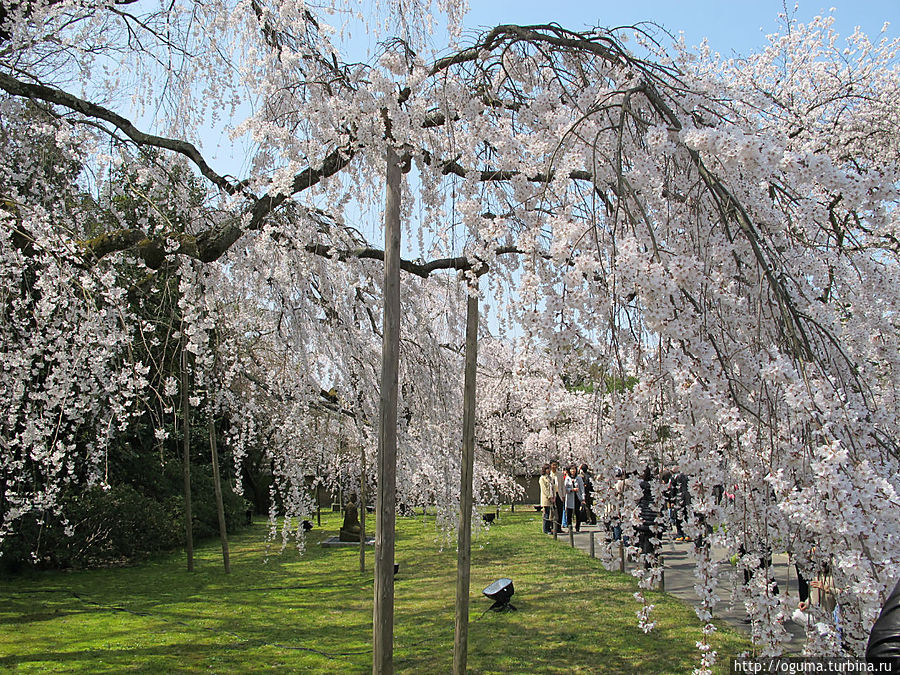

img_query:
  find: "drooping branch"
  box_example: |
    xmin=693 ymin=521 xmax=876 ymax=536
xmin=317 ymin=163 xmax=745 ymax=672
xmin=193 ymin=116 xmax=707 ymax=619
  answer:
xmin=0 ymin=72 xmax=359 ymax=263
xmin=429 ymin=23 xmax=679 ymax=86
xmin=0 ymin=0 xmax=140 ymax=42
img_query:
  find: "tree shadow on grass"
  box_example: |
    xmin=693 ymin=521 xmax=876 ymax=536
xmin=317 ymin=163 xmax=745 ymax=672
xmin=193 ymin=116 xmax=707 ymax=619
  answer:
xmin=0 ymin=637 xmax=371 ymax=673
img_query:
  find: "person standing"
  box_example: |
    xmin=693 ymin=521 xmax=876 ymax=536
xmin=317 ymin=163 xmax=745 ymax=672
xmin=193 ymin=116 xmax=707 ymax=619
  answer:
xmin=866 ymin=578 xmax=900 ymax=666
xmin=564 ymin=464 xmax=586 ymax=533
xmin=550 ymin=460 xmax=565 ymax=533
xmin=610 ymin=467 xmax=627 ymax=542
xmin=580 ymin=463 xmax=597 ymax=526
xmin=538 ymin=463 xmax=554 ymax=534
xmin=672 ymin=466 xmax=691 ymax=542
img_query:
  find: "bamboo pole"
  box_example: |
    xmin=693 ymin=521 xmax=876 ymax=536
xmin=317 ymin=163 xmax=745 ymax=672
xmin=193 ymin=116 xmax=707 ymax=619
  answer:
xmin=453 ymin=281 xmax=479 ymax=675
xmin=181 ymin=346 xmax=194 ymax=572
xmin=209 ymin=415 xmax=231 ymax=573
xmin=373 ymin=145 xmax=401 ymax=675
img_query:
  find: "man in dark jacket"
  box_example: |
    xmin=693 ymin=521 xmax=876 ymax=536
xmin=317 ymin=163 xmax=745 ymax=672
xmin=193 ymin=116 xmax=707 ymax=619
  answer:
xmin=867 ymin=578 xmax=900 ymax=667
xmin=579 ymin=464 xmax=597 ymax=526
xmin=672 ymin=467 xmax=691 ymax=541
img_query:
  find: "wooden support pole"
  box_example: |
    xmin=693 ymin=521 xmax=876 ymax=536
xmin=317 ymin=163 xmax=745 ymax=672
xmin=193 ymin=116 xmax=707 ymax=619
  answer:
xmin=373 ymin=145 xmax=401 ymax=675
xmin=360 ymin=443 xmax=367 ymax=574
xmin=453 ymin=281 xmax=479 ymax=675
xmin=619 ymin=540 xmax=625 ymax=573
xmin=569 ymin=524 xmax=575 ymax=548
xmin=589 ymin=531 xmax=595 ymax=558
xmin=209 ymin=416 xmax=231 ymax=574
xmin=181 ymin=346 xmax=194 ymax=572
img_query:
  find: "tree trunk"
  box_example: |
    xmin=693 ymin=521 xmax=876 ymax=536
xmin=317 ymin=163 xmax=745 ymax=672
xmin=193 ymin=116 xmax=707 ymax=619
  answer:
xmin=453 ymin=283 xmax=479 ymax=675
xmin=373 ymin=145 xmax=401 ymax=675
xmin=181 ymin=346 xmax=194 ymax=572
xmin=209 ymin=415 xmax=231 ymax=573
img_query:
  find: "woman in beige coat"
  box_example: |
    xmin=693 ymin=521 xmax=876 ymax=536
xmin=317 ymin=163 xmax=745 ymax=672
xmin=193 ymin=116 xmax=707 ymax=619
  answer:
xmin=538 ymin=463 xmax=554 ymax=534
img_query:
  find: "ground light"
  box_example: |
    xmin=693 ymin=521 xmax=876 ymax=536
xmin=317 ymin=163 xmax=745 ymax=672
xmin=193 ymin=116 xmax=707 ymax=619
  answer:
xmin=482 ymin=578 xmax=516 ymax=612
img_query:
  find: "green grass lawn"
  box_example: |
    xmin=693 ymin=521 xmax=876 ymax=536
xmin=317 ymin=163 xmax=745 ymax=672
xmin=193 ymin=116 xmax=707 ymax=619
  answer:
xmin=0 ymin=510 xmax=748 ymax=673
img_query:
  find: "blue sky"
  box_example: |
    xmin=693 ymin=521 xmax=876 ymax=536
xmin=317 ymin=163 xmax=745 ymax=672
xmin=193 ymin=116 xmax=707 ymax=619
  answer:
xmin=461 ymin=1 xmax=898 ymax=56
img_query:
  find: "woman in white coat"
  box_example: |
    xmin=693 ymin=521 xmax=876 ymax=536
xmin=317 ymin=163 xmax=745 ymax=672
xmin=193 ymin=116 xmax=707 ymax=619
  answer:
xmin=564 ymin=464 xmax=585 ymax=532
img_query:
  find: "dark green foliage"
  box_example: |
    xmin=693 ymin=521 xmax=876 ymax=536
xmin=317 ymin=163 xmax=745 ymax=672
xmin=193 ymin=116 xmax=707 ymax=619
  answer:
xmin=187 ymin=464 xmax=251 ymax=539
xmin=0 ymin=469 xmax=249 ymax=572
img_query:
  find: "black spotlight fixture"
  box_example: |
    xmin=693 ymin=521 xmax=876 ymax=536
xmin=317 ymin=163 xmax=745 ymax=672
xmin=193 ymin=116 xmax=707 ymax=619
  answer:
xmin=482 ymin=578 xmax=516 ymax=611
xmin=482 ymin=512 xmax=496 ymax=524
xmin=393 ymin=563 xmax=400 ymax=576
xmin=301 ymin=520 xmax=313 ymax=532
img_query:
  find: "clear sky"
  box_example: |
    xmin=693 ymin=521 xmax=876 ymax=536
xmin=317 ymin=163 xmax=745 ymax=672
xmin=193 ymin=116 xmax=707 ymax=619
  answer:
xmin=461 ymin=1 xmax=898 ymax=56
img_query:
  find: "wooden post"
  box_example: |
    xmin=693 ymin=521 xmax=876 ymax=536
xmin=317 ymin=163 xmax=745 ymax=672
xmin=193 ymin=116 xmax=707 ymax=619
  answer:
xmin=360 ymin=442 xmax=367 ymax=574
xmin=619 ymin=540 xmax=625 ymax=573
xmin=569 ymin=524 xmax=575 ymax=548
xmin=589 ymin=531 xmax=595 ymax=558
xmin=373 ymin=145 xmax=401 ymax=675
xmin=181 ymin=346 xmax=194 ymax=572
xmin=453 ymin=281 xmax=479 ymax=675
xmin=209 ymin=416 xmax=231 ymax=573
xmin=659 ymin=556 xmax=665 ymax=591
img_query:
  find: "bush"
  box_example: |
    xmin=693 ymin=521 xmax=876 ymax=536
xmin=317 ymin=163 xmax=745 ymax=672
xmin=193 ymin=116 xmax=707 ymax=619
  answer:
xmin=0 ymin=474 xmax=249 ymax=572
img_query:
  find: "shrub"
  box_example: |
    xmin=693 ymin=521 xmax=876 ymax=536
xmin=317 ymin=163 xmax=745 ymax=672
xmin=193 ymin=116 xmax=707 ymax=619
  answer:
xmin=0 ymin=475 xmax=249 ymax=572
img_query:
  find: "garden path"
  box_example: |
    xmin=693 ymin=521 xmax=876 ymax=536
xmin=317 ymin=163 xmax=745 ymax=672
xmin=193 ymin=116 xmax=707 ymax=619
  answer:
xmin=551 ymin=521 xmax=808 ymax=653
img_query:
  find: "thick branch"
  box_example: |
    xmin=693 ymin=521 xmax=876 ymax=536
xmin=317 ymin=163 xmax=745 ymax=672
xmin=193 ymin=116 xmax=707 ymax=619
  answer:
xmin=440 ymin=159 xmax=592 ymax=183
xmin=0 ymin=72 xmax=242 ymax=196
xmin=303 ymin=244 xmax=524 ymax=278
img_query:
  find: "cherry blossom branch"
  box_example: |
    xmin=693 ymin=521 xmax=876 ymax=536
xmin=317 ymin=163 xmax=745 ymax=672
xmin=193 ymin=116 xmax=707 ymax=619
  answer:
xmin=302 ymin=243 xmax=523 ymax=278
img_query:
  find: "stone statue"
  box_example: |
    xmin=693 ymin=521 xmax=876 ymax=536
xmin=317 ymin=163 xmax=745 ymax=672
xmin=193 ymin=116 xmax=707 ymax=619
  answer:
xmin=339 ymin=493 xmax=361 ymax=542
